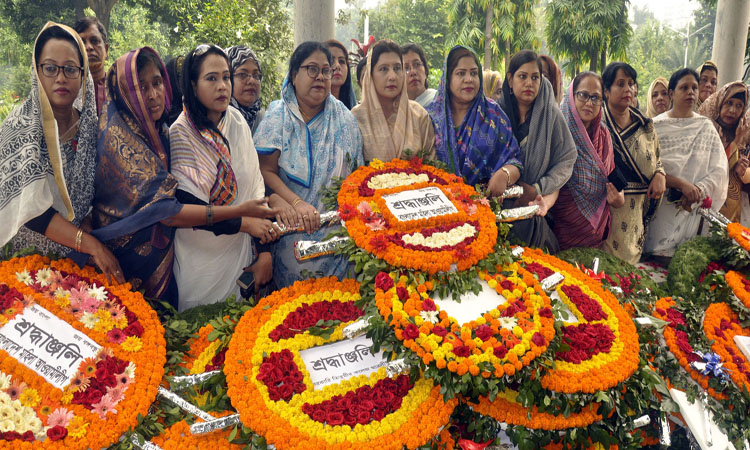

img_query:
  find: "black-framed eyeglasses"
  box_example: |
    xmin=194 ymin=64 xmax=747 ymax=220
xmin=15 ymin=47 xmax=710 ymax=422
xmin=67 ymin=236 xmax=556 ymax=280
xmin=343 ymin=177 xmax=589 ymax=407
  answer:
xmin=405 ymin=61 xmax=424 ymax=73
xmin=235 ymin=72 xmax=263 ymax=82
xmin=38 ymin=63 xmax=83 ymax=79
xmin=299 ymin=65 xmax=332 ymax=80
xmin=574 ymin=91 xmax=603 ymax=106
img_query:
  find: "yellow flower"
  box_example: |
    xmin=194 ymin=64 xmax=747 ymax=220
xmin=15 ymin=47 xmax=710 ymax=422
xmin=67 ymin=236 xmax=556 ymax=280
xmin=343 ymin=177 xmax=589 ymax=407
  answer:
xmin=369 ymin=159 xmax=385 ymax=169
xmin=121 ymin=336 xmax=143 ymax=352
xmin=67 ymin=416 xmax=88 ymax=438
xmin=60 ymin=392 xmax=73 ymax=404
xmin=18 ymin=388 xmax=40 ymax=408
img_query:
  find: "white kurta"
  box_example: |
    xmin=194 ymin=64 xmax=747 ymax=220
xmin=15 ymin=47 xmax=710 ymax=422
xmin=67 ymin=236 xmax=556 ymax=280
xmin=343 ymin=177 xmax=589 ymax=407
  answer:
xmin=170 ymin=107 xmax=265 ymax=311
xmin=644 ymin=112 xmax=728 ymax=256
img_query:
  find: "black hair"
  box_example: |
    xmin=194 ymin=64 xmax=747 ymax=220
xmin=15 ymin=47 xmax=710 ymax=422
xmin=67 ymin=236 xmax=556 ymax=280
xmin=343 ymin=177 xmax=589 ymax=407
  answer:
xmin=668 ymin=67 xmax=699 ymax=92
xmin=136 ymin=50 xmax=166 ymax=79
xmin=369 ymin=39 xmax=402 ymax=76
xmin=572 ymin=71 xmax=603 ymax=94
xmin=73 ymin=16 xmax=107 ymax=44
xmin=356 ymin=58 xmax=367 ymax=85
xmin=401 ymin=43 xmax=429 ymax=89
xmin=699 ymin=62 xmax=718 ymax=77
xmin=181 ymin=45 xmax=232 ymax=143
xmin=446 ymin=47 xmax=477 ymax=83
xmin=507 ymin=50 xmax=543 ymax=78
xmin=165 ymin=55 xmax=185 ymax=126
xmin=324 ymin=39 xmax=355 ymax=109
xmin=34 ymin=26 xmax=83 ymax=66
xmin=287 ymin=41 xmax=332 ymax=91
xmin=601 ymin=62 xmax=638 ymax=91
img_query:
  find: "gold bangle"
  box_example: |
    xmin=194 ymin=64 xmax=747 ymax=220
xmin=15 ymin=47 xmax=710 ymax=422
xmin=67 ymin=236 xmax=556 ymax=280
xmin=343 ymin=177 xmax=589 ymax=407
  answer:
xmin=291 ymin=198 xmax=303 ymax=208
xmin=501 ymin=167 xmax=512 ymax=184
xmin=75 ymin=229 xmax=83 ymax=253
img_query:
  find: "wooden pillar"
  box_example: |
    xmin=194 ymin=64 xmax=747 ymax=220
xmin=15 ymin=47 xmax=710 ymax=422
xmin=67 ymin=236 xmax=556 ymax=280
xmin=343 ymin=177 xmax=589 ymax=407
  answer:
xmin=712 ymin=0 xmax=750 ymax=85
xmin=294 ymin=0 xmax=335 ymax=47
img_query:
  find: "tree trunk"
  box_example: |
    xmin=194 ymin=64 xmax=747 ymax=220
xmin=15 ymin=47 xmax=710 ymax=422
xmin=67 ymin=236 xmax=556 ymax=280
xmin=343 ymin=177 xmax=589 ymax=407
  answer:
xmin=484 ymin=5 xmax=493 ymax=70
xmin=87 ymin=0 xmax=119 ymax=33
xmin=589 ymin=47 xmax=598 ymax=72
xmin=504 ymin=39 xmax=511 ymax=74
xmin=600 ymin=45 xmax=607 ymax=73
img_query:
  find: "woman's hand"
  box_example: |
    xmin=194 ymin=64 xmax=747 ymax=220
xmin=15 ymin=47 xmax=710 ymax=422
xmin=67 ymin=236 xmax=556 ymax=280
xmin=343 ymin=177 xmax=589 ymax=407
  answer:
xmin=735 ymin=155 xmax=750 ymax=179
xmin=268 ymin=194 xmax=299 ymax=231
xmin=84 ymin=236 xmax=125 ymax=284
xmin=246 ymin=252 xmax=273 ymax=292
xmin=678 ymin=179 xmax=702 ymax=204
xmin=242 ymin=217 xmax=281 ymax=244
xmin=606 ymin=183 xmax=625 ymax=208
xmin=238 ymin=198 xmax=278 ymax=219
xmin=487 ymin=169 xmax=509 ymax=199
xmin=529 ymin=195 xmax=549 ymax=217
xmin=294 ymin=201 xmax=320 ymax=234
xmin=514 ymin=182 xmax=537 ymax=208
xmin=647 ymin=172 xmax=666 ymax=199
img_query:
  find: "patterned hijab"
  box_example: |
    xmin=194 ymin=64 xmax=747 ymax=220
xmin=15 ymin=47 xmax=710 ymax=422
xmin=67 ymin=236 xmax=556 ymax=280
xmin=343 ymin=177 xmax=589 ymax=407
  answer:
xmin=560 ymin=80 xmax=614 ymax=229
xmin=227 ymin=45 xmax=263 ymax=131
xmin=0 ymin=22 xmax=97 ymax=249
xmin=698 ymin=81 xmax=750 ymax=150
xmin=426 ymin=46 xmax=521 ymax=185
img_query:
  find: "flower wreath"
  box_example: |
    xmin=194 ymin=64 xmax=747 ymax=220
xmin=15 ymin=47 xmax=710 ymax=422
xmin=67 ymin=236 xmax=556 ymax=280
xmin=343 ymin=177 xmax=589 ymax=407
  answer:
xmin=180 ymin=323 xmax=226 ymax=375
xmin=519 ymin=248 xmax=640 ymax=394
xmin=725 ymin=271 xmax=750 ymax=310
xmin=372 ymin=263 xmax=555 ymax=398
xmin=703 ymin=302 xmax=750 ymax=394
xmin=337 ymin=159 xmax=498 ymax=273
xmin=225 ymin=277 xmax=456 ymax=450
xmin=0 ymin=256 xmax=165 ymax=450
xmin=727 ymin=222 xmax=750 ymax=253
xmin=150 ymin=413 xmax=241 ymax=450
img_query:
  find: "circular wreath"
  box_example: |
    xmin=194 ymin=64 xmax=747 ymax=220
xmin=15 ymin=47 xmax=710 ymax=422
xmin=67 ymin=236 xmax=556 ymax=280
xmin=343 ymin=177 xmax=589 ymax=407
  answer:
xmin=0 ymin=256 xmax=165 ymax=450
xmin=373 ymin=264 xmax=555 ymax=386
xmin=703 ymin=302 xmax=750 ymax=394
xmin=337 ymin=159 xmax=497 ymax=273
xmin=225 ymin=277 xmax=456 ymax=450
xmin=728 ymin=222 xmax=750 ymax=252
xmin=519 ymin=249 xmax=640 ymax=394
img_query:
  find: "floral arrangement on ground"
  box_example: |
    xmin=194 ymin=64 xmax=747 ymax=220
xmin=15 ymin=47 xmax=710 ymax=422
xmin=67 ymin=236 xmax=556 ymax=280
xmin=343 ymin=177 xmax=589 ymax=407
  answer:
xmin=225 ymin=277 xmax=457 ymax=450
xmin=0 ymin=255 xmax=165 ymax=450
xmin=652 ymin=294 xmax=750 ymax=447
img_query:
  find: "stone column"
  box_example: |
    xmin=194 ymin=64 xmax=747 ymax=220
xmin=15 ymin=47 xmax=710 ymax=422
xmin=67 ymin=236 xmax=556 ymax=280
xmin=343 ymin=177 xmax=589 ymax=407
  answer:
xmin=712 ymin=0 xmax=750 ymax=86
xmin=294 ymin=0 xmax=335 ymax=47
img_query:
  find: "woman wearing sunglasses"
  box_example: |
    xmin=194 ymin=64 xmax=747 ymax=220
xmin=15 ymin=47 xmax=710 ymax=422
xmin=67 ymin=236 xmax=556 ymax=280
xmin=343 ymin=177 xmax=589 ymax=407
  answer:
xmin=552 ymin=72 xmax=624 ymax=250
xmin=168 ymin=44 xmax=284 ymax=311
xmin=0 ymin=22 xmax=123 ymax=283
xmin=255 ymin=41 xmax=363 ymax=288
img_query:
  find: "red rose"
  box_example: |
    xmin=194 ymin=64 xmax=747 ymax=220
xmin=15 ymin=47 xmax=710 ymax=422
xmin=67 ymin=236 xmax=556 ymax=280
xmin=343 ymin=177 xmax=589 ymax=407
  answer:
xmin=702 ymin=196 xmax=712 ymax=209
xmin=123 ymin=320 xmax=144 ymax=337
xmin=453 ymin=345 xmax=471 ymax=357
xmin=278 ymin=383 xmax=294 ymax=401
xmin=403 ymin=324 xmax=420 ymax=340
xmin=375 ymin=272 xmax=394 ymax=291
xmin=84 ymin=386 xmax=105 ymax=406
xmin=357 ymin=410 xmax=372 ymax=424
xmin=359 ymin=399 xmax=374 ymax=412
xmin=396 ymin=286 xmax=409 ymax=301
xmin=372 ymin=408 xmax=387 ymax=421
xmin=388 ymin=396 xmax=402 ymax=411
xmin=474 ymin=324 xmax=493 ymax=341
xmin=21 ymin=431 xmax=35 ymax=442
xmin=327 ymin=411 xmax=345 ymax=426
xmin=493 ymin=345 xmax=508 ymax=358
xmin=312 ymin=408 xmax=327 ymax=422
xmin=538 ymin=307 xmax=553 ymax=318
xmin=47 ymin=426 xmax=67 ymax=441
xmin=432 ymin=325 xmax=448 ymax=337
xmin=2 ymin=431 xmax=20 ymax=441
xmin=421 ymin=298 xmax=436 ymax=311
xmin=531 ymin=332 xmax=546 ymax=346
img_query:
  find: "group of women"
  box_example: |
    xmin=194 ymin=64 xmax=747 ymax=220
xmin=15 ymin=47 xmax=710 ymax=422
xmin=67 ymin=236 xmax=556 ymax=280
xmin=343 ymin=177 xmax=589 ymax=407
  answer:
xmin=0 ymin=19 xmax=745 ymax=313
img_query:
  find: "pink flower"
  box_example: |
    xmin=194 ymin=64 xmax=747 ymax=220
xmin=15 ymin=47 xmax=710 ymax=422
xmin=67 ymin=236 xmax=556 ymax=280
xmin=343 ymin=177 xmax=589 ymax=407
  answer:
xmin=109 ymin=305 xmax=125 ymax=322
xmin=115 ymin=371 xmax=133 ymax=389
xmin=366 ymin=218 xmax=386 ymax=231
xmin=107 ymin=328 xmax=126 ymax=344
xmin=357 ymin=201 xmax=372 ymax=216
xmin=104 ymin=385 xmax=125 ymax=404
xmin=47 ymin=407 xmax=74 ymax=428
xmin=81 ymin=295 xmax=101 ymax=314
xmin=91 ymin=396 xmax=117 ymax=420
xmin=6 ymin=380 xmax=27 ymax=401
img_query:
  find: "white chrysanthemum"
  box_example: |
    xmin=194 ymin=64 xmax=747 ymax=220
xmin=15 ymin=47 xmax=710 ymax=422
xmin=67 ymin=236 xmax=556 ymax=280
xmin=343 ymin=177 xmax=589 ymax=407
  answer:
xmin=420 ymin=310 xmax=439 ymax=323
xmin=15 ymin=270 xmax=33 ymax=285
xmin=497 ymin=317 xmax=518 ymax=330
xmin=401 ymin=224 xmax=476 ymax=249
xmin=80 ymin=312 xmax=99 ymax=328
xmin=0 ymin=405 xmax=13 ymax=421
xmin=35 ymin=268 xmax=52 ymax=287
xmin=0 ymin=419 xmax=14 ymax=432
xmin=124 ymin=361 xmax=136 ymax=378
xmin=367 ymin=172 xmax=429 ymax=190
xmin=0 ymin=373 xmax=11 ymax=391
xmin=88 ymin=284 xmax=108 ymax=301
xmin=54 ymin=287 xmax=69 ymax=299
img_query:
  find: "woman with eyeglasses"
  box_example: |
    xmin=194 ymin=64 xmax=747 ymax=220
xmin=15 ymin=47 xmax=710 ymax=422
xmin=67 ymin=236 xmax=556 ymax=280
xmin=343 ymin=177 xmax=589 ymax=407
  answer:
xmin=324 ymin=39 xmax=357 ymax=109
xmin=426 ymin=46 xmax=522 ymax=198
xmin=255 ymin=41 xmax=363 ymax=288
xmin=0 ymin=22 xmax=123 ymax=282
xmin=227 ymin=45 xmax=266 ymax=135
xmin=168 ymin=44 xmax=284 ymax=310
xmin=699 ymin=81 xmax=750 ymax=224
xmin=498 ymin=50 xmax=576 ymax=253
xmin=552 ymin=72 xmax=624 ymax=250
xmin=644 ymin=68 xmax=727 ymax=258
xmin=600 ymin=62 xmax=666 ymax=264
xmin=401 ymin=43 xmax=437 ymax=108
xmin=352 ymin=39 xmax=435 ymax=162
